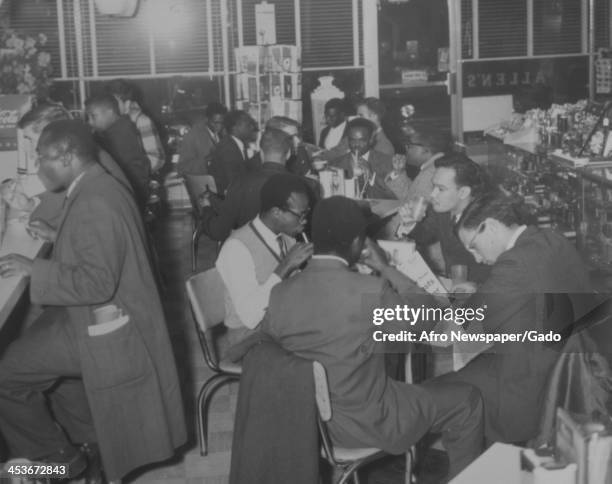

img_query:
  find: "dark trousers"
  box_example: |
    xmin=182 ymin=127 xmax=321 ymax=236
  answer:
xmin=419 ymin=378 xmax=484 ymax=480
xmin=0 ymin=307 xmax=95 ymax=459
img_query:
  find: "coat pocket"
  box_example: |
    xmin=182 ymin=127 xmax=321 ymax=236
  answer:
xmin=81 ymin=319 xmax=153 ymax=390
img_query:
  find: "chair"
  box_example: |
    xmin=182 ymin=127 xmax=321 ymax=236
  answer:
xmin=186 ymin=269 xmax=241 ymax=456
xmin=183 ymin=174 xmax=216 ymax=271
xmin=313 ymin=361 xmax=413 ymax=484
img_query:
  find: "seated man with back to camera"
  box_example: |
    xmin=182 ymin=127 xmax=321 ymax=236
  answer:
xmin=201 ymin=128 xmax=298 ymax=242
xmin=261 ymin=196 xmax=484 ymax=481
xmin=216 ymin=173 xmax=314 ymax=349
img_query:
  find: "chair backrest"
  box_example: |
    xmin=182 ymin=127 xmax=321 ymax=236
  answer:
xmin=313 ymin=361 xmax=339 ymax=464
xmin=186 ymin=268 xmax=227 ymax=369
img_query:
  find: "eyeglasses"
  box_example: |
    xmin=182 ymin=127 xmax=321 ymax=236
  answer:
xmin=283 ymin=207 xmax=310 ymax=222
xmin=466 ymin=222 xmax=486 ymax=251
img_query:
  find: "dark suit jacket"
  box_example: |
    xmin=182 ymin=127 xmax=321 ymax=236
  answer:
xmin=262 ymin=258 xmax=439 ymax=454
xmin=208 ymin=137 xmax=260 ymax=195
xmin=30 ymin=164 xmax=186 ymax=479
xmin=449 ymin=226 xmax=597 ymax=443
xmin=201 ymin=162 xmax=287 ymax=242
xmin=176 ymin=123 xmax=218 ymax=176
xmin=330 ymin=150 xmax=396 ymax=199
xmin=97 ymin=116 xmax=151 ymax=211
xmin=229 ymin=338 xmax=318 ymax=484
xmin=411 ymin=210 xmax=490 ymax=283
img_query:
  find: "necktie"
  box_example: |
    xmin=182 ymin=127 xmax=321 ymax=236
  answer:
xmin=243 ymin=145 xmax=249 ymax=161
xmin=277 ymin=235 xmax=288 ymax=258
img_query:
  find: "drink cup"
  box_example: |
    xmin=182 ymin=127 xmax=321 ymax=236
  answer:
xmin=93 ymin=305 xmax=121 ymax=325
xmin=450 ymin=264 xmax=468 ymax=285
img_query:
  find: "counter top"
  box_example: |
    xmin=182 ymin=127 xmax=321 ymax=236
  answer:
xmin=0 ymin=218 xmax=47 ymax=329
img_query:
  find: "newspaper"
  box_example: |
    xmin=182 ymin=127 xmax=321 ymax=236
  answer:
xmin=377 ymin=240 xmax=449 ymax=301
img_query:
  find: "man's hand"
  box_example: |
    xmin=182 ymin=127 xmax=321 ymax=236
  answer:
xmin=360 ymin=238 xmax=389 ymax=272
xmin=275 ymin=242 xmax=313 ymax=279
xmin=452 ymin=281 xmax=478 ymax=296
xmin=0 ymin=254 xmax=33 ymax=278
xmin=27 ymin=219 xmax=57 ymax=243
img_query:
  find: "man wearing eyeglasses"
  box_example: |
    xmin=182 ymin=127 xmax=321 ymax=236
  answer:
xmin=216 ymin=173 xmax=314 ymax=349
xmin=403 ymin=123 xmax=452 ymax=201
xmin=438 ymin=191 xmax=598 ymax=445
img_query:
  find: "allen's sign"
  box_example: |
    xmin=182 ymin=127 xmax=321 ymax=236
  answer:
xmin=461 ymin=56 xmax=588 ymax=101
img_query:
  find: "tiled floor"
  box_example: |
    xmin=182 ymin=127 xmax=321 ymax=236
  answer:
xmin=123 ymin=208 xmax=448 ymax=484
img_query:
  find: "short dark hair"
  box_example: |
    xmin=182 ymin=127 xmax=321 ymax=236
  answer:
xmin=324 ymin=98 xmax=346 ymax=114
xmin=260 ymin=173 xmax=309 ymax=214
xmin=312 ymin=196 xmax=368 ymax=259
xmin=260 ymin=128 xmax=292 ymax=157
xmin=347 ymin=117 xmax=376 ymax=137
xmin=358 ymin=97 xmax=386 ymax=119
xmin=224 ymin=110 xmax=249 ymax=133
xmin=18 ymin=103 xmax=71 ymax=132
xmin=458 ymin=191 xmax=528 ymax=231
xmin=205 ymin=102 xmax=228 ymax=119
xmin=266 ymin=115 xmax=300 ymax=133
xmin=38 ymin=120 xmax=98 ymax=164
xmin=409 ymin=123 xmax=451 ymax=154
xmin=85 ymin=93 xmax=120 ymax=114
xmin=106 ymin=78 xmax=141 ymax=104
xmin=434 ymin=152 xmax=491 ymax=199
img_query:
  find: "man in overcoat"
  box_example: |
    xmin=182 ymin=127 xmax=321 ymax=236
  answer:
xmin=0 ymin=120 xmax=186 ymax=482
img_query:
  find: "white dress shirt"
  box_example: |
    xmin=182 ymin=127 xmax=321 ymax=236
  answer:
xmin=216 ymin=216 xmax=283 ymax=329
xmin=324 ymin=121 xmax=347 ymax=150
xmin=66 ymin=172 xmax=86 ymax=198
xmin=231 ymin=135 xmax=247 ymax=160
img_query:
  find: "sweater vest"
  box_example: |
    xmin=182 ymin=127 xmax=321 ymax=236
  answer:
xmin=223 ymin=223 xmax=293 ymax=329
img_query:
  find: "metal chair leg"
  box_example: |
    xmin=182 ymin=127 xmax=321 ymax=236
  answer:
xmin=191 ymin=222 xmax=203 ymax=272
xmin=196 ymin=374 xmax=238 ymax=456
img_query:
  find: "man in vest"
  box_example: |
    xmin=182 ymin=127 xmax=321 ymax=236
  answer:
xmin=216 ymin=173 xmax=313 ymax=348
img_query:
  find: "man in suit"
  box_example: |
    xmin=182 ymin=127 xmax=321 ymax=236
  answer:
xmin=177 ymin=102 xmax=227 ymax=201
xmin=397 ymin=152 xmax=491 ymax=283
xmin=207 ymin=110 xmax=259 ymax=195
xmin=217 ymin=173 xmax=313 ymax=349
xmin=330 ymin=118 xmax=396 ymax=199
xmin=86 ymin=93 xmax=151 ymax=212
xmin=356 ymin=97 xmax=395 ymax=156
xmin=261 ymin=196 xmax=483 ymax=480
xmin=317 ymin=98 xmax=349 ymax=161
xmin=106 ymin=79 xmax=166 ymax=174
xmin=201 ymin=128 xmax=294 ymax=242
xmin=0 ymin=120 xmax=186 ymax=481
xmin=443 ymin=191 xmax=598 ymax=444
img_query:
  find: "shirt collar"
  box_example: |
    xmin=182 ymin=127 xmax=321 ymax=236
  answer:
xmin=66 ymin=172 xmax=86 ymax=198
xmin=312 ymin=254 xmax=348 ymax=266
xmin=420 ymin=152 xmax=445 ymax=172
xmin=329 ymin=120 xmax=346 ymax=134
xmin=232 ymin=135 xmax=245 ymax=156
xmin=252 ymin=215 xmax=283 ymax=255
xmin=207 ymin=127 xmax=219 ymax=142
xmin=353 ymin=151 xmax=370 ymax=162
xmin=506 ymin=225 xmax=527 ymax=251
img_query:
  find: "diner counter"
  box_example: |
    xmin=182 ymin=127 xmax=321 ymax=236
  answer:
xmin=0 ymin=218 xmax=47 ymax=329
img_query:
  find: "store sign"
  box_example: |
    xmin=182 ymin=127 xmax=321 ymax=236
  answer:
xmin=462 ymin=56 xmax=588 ymax=102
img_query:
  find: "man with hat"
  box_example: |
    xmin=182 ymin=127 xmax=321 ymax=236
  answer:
xmin=261 ymin=196 xmax=484 ymax=481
